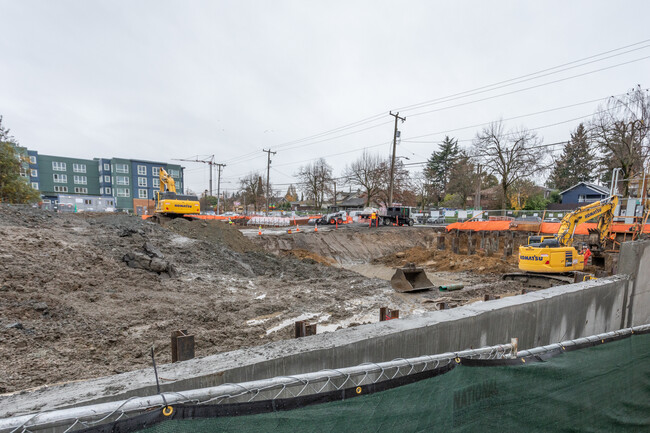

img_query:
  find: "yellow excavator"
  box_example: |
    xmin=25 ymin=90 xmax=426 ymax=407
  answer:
xmin=504 ymin=194 xmax=619 ymax=287
xmin=519 ymin=195 xmax=618 ymax=271
xmin=153 ymin=168 xmax=200 ymax=220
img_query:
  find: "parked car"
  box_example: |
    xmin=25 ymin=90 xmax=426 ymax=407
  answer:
xmin=427 ymin=216 xmax=445 ymax=224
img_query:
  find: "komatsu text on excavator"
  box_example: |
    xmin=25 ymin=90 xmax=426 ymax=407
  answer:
xmin=153 ymin=168 xmax=200 ymax=219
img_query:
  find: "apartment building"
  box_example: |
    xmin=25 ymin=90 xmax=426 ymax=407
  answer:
xmin=26 ymin=151 xmax=184 ymax=214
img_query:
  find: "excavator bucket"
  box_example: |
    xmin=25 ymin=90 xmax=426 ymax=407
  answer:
xmin=390 ymin=263 xmax=435 ymax=292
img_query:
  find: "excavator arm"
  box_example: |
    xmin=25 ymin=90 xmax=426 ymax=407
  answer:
xmin=555 ymin=196 xmax=618 ymax=247
xmin=159 ymin=168 xmax=176 ymax=193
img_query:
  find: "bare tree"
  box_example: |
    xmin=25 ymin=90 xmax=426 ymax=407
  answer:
xmin=344 ymin=151 xmax=387 ymax=207
xmin=376 ymin=159 xmax=412 ymax=206
xmin=239 ymin=172 xmax=268 ymax=212
xmin=296 ymin=158 xmax=333 ymax=208
xmin=590 ymin=85 xmax=650 ymax=195
xmin=473 ymin=121 xmax=546 ymax=209
xmin=412 ymin=171 xmax=435 ymax=210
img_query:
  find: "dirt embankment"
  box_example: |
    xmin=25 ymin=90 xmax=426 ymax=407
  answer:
xmin=0 ymin=208 xmax=530 ymax=396
xmin=0 ymin=206 xmax=388 ymax=394
xmin=252 ymin=226 xmax=438 ymax=264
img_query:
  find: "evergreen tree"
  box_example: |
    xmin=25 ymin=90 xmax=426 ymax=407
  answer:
xmin=425 ymin=136 xmax=459 ymax=202
xmin=548 ymin=123 xmax=595 ymax=190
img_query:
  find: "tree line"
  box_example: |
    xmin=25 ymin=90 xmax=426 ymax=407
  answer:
xmin=232 ymin=86 xmax=649 ymax=212
xmin=2 ymin=86 xmax=647 ymax=210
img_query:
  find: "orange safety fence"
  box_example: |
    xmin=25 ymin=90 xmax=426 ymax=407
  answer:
xmin=446 ymin=220 xmax=650 ymax=234
xmin=141 ymin=214 xmax=251 ymax=221
xmin=446 ymin=221 xmax=512 ymax=231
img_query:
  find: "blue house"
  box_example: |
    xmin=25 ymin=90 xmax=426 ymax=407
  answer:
xmin=560 ymin=182 xmax=609 ymax=205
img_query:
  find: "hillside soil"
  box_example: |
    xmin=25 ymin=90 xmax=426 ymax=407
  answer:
xmin=1 ymin=207 xmax=528 ymax=394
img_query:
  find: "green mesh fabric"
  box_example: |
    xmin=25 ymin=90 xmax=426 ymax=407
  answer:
xmin=137 ymin=333 xmax=650 ymax=433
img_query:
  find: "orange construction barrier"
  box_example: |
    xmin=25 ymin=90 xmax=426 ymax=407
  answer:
xmin=446 ymin=220 xmax=650 ymax=234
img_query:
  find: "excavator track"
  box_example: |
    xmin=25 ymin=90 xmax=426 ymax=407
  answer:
xmin=502 ymin=272 xmax=575 ymax=289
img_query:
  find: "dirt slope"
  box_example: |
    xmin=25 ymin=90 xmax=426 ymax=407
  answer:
xmin=0 ymin=206 xmax=387 ymax=393
xmin=0 ymin=207 xmax=529 ymax=395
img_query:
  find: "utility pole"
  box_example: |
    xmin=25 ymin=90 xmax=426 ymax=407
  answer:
xmin=263 ymin=149 xmax=276 ymax=215
xmin=333 ymin=182 xmax=337 ymax=207
xmin=475 ymin=163 xmax=481 ymax=210
xmin=215 ymin=163 xmax=226 ymax=214
xmin=175 ymin=155 xmax=219 ymax=196
xmin=388 ymin=111 xmax=406 ymax=207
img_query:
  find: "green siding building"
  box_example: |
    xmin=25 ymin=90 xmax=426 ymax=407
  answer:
xmin=26 ymin=150 xmax=186 ymax=214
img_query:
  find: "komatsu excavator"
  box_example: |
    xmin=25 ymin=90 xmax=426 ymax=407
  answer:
xmin=504 ymin=170 xmax=621 ymax=287
xmin=153 ymin=168 xmax=200 ymax=220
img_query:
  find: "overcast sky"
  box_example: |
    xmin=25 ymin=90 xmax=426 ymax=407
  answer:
xmin=2 ymin=0 xmax=650 ymax=196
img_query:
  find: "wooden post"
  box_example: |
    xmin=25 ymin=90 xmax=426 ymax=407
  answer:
xmin=437 ymin=232 xmax=446 ymax=250
xmin=467 ymin=231 xmax=475 ymax=255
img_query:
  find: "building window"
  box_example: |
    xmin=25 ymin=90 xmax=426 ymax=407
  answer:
xmin=138 ymin=177 xmax=147 ymax=187
xmin=104 ymin=163 xmax=110 ymax=171
xmin=116 ymin=188 xmax=130 ymax=197
xmin=169 ymin=169 xmax=179 ymax=177
xmin=115 ymin=163 xmax=128 ymax=173
xmin=137 ymin=165 xmax=146 ymax=175
xmin=73 ymin=163 xmax=86 ymax=173
xmin=100 ymin=187 xmax=103 ymax=195
xmin=105 ymin=187 xmax=112 ymax=195
xmin=74 ymin=187 xmax=88 ymax=193
xmin=31 ymin=182 xmax=39 ymax=190
xmin=73 ymin=175 xmax=87 ymax=185
xmin=177 ymin=181 xmax=182 ymax=189
xmin=107 ymin=200 xmax=113 ymax=206
xmin=84 ymin=199 xmax=92 ymax=205
xmin=53 ymin=174 xmax=67 ymax=183
xmin=30 ymin=169 xmax=38 ymax=177
xmin=52 ymin=161 xmax=66 ymax=171
xmin=102 ymin=175 xmax=110 ymax=183
xmin=152 ymin=167 xmax=161 ymax=176
xmin=54 ymin=186 xmax=68 ymax=192
xmin=19 ymin=167 xmax=28 ymax=177
xmin=29 ymin=156 xmax=37 ymax=164
xmin=116 ymin=176 xmax=129 ymax=185
xmin=152 ymin=178 xmax=160 ymax=188
xmin=138 ymin=189 xmax=148 ymax=199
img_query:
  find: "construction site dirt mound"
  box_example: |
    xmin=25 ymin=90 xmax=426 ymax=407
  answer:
xmin=0 ymin=207 xmax=534 ymax=396
xmin=0 ymin=206 xmax=419 ymax=394
xmin=162 ymin=218 xmax=258 ymax=254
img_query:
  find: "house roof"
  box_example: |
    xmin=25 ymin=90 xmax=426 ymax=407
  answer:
xmin=559 ymin=182 xmax=609 ymax=196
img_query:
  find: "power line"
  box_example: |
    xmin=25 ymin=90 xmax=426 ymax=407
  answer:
xmin=223 ymin=38 xmax=650 ymax=163
xmin=394 ymin=41 xmax=650 ymax=113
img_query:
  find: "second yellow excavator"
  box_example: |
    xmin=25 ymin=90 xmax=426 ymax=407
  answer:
xmin=153 ymin=168 xmax=200 ymax=219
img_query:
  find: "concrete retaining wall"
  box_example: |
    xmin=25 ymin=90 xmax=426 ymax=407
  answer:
xmin=1 ymin=241 xmax=648 ymax=419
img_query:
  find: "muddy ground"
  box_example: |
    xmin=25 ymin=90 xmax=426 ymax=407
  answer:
xmin=0 ymin=206 xmax=530 ymax=394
